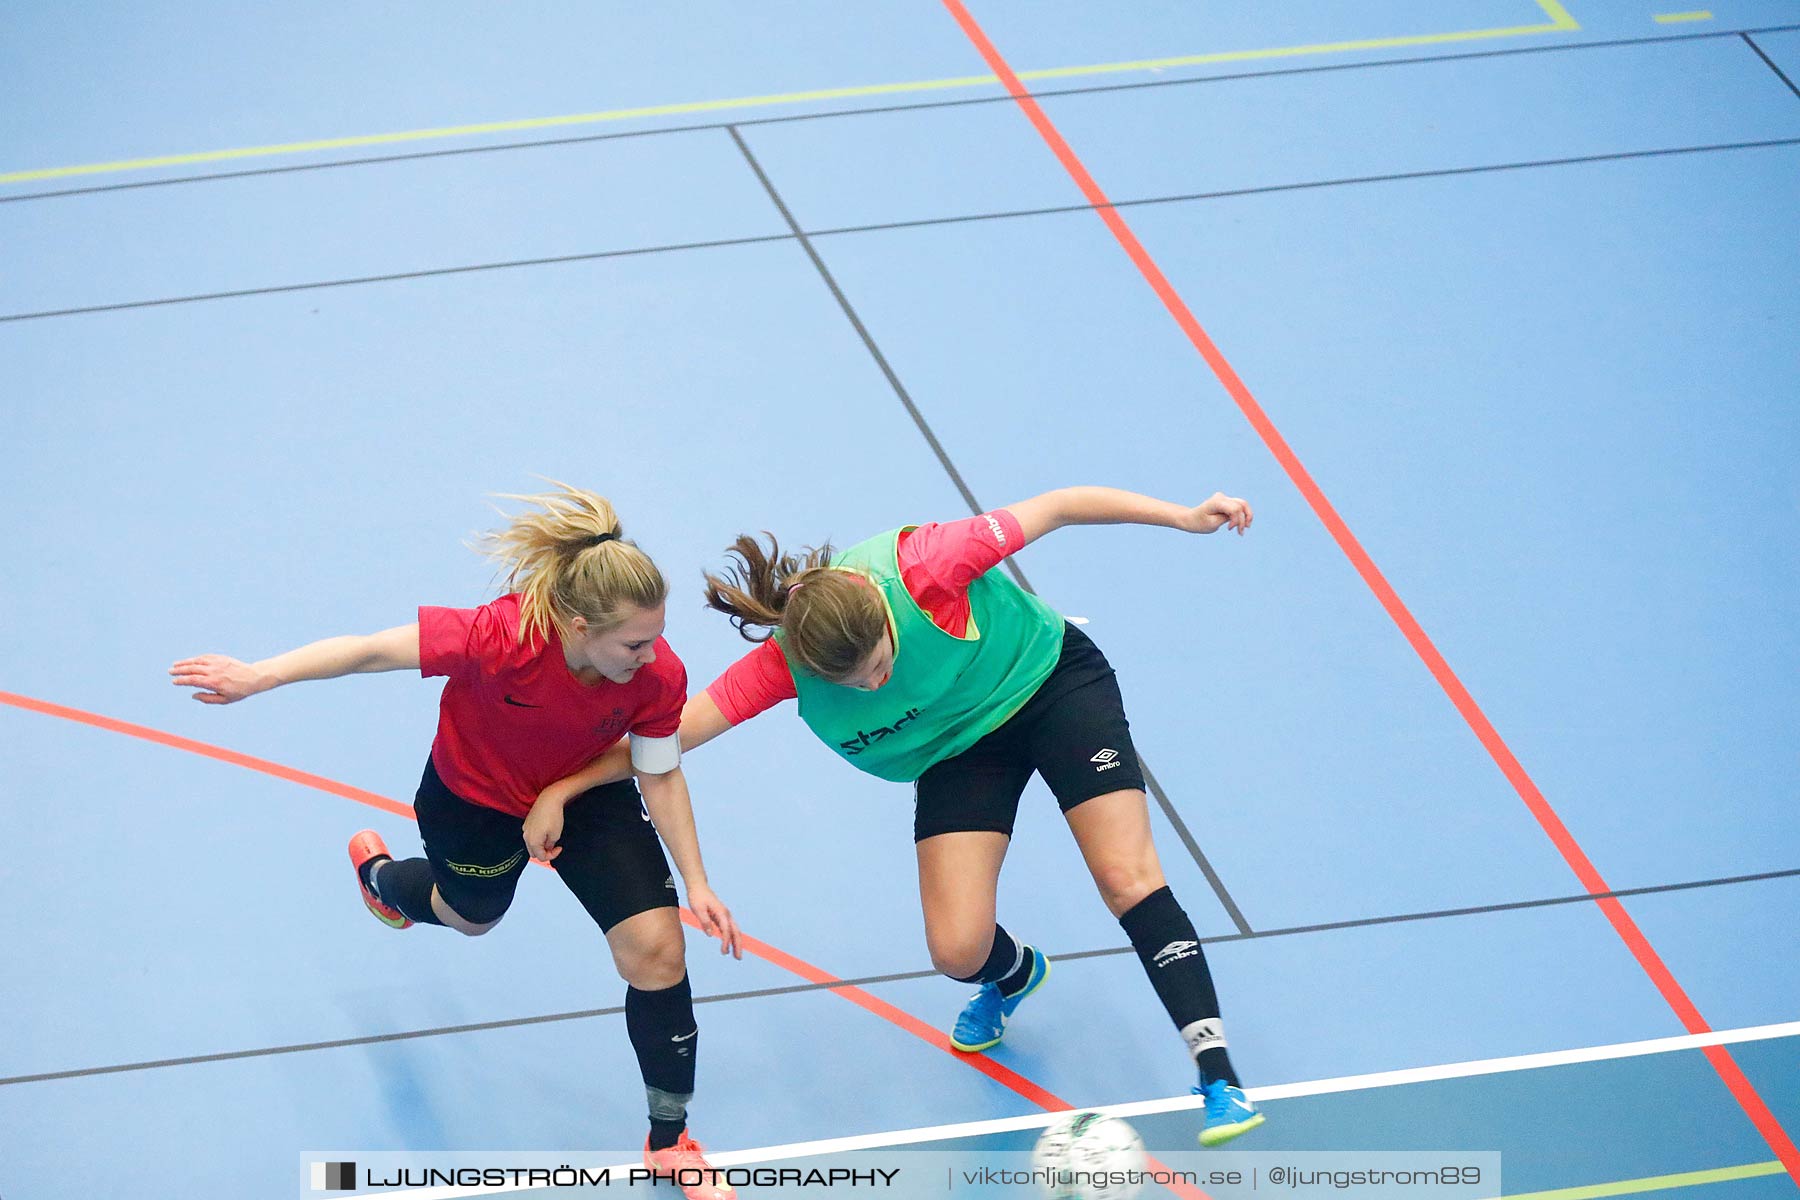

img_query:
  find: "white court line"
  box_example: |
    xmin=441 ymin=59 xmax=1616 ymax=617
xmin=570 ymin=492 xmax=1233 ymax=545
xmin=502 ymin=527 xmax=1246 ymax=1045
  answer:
xmin=365 ymin=1019 xmax=1800 ymax=1197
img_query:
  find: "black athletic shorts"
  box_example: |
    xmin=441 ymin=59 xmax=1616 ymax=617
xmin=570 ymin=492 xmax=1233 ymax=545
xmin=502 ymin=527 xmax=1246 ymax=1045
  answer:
xmin=414 ymin=755 xmax=678 ymax=932
xmin=912 ymin=621 xmax=1148 ymax=842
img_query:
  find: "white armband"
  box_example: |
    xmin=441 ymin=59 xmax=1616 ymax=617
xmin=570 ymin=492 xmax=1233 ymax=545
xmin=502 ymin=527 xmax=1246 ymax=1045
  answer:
xmin=630 ymin=732 xmax=682 ymax=775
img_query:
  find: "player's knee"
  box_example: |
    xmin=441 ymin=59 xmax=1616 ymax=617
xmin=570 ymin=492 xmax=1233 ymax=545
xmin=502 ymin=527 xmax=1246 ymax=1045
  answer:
xmin=435 ymin=890 xmax=509 ymax=935
xmin=927 ymin=933 xmax=991 ymax=981
xmin=1091 ymin=861 xmax=1165 ymax=916
xmin=616 ymin=936 xmax=686 ymax=990
xmin=445 ymin=909 xmax=504 ymax=936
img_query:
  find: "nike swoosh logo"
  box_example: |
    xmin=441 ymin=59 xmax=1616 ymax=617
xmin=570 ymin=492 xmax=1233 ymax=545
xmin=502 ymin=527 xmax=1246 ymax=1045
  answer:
xmin=502 ymin=696 xmax=543 ymax=708
xmin=671 ymin=1031 xmax=697 ymax=1043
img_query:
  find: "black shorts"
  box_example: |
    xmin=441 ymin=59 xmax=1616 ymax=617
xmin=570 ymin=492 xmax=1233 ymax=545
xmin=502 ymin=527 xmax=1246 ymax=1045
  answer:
xmin=414 ymin=756 xmax=678 ymax=932
xmin=912 ymin=622 xmax=1148 ymax=842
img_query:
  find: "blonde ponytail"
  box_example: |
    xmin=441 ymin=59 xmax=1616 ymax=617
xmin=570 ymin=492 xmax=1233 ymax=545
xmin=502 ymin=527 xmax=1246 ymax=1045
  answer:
xmin=480 ymin=481 xmax=667 ymax=647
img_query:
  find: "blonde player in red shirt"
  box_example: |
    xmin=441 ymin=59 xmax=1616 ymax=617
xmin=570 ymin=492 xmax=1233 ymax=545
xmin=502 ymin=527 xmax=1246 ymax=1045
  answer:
xmin=171 ymin=484 xmax=742 ymax=1200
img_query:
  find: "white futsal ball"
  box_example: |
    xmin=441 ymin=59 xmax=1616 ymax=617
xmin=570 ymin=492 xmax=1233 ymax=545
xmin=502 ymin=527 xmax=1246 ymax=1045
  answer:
xmin=1031 ymin=1110 xmax=1148 ymax=1200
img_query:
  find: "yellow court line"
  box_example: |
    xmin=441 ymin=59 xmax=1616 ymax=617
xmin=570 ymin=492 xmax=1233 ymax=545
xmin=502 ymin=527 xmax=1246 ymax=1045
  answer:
xmin=0 ymin=1 xmax=1580 ymax=186
xmin=1653 ymin=11 xmax=1715 ymax=23
xmin=1535 ymin=0 xmax=1583 ymax=31
xmin=1010 ymin=0 xmax=1578 ymax=80
xmin=1504 ymin=1160 xmax=1786 ymax=1200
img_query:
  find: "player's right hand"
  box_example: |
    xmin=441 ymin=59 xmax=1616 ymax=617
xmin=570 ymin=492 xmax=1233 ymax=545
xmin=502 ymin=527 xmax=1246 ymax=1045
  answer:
xmin=523 ymin=792 xmax=567 ymax=862
xmin=1179 ymin=492 xmax=1253 ymax=536
xmin=169 ymin=654 xmax=270 ymax=704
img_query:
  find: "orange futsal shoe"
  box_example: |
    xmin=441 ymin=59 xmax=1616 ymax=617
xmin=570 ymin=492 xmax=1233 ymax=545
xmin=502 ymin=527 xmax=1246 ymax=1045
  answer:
xmin=643 ymin=1131 xmax=736 ymax=1200
xmin=347 ymin=830 xmax=411 ymax=929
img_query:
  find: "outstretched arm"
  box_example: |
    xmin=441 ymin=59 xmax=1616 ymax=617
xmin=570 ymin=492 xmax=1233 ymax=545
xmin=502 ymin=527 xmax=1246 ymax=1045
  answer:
xmin=170 ymin=624 xmax=422 ymax=704
xmin=1003 ymin=487 xmax=1252 ymax=549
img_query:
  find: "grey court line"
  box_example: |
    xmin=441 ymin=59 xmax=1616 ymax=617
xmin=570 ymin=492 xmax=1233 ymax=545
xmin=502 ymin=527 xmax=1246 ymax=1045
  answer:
xmin=725 ymin=123 xmax=1253 ymax=933
xmin=1742 ymin=33 xmax=1800 ymax=101
xmin=0 ymin=232 xmax=794 ymax=324
xmin=5 ymin=864 xmax=1791 ymax=1089
xmin=4 ymin=136 xmax=1795 ymax=327
xmin=0 ymin=980 xmax=860 ymax=1088
xmin=1137 ymin=761 xmax=1252 ymax=934
xmin=1064 ymin=864 xmax=1800 ymax=957
xmin=4 ymin=22 xmax=1798 ymax=207
xmin=721 ymin=125 xmax=994 ymax=562
xmin=802 ymin=137 xmax=1800 ymax=241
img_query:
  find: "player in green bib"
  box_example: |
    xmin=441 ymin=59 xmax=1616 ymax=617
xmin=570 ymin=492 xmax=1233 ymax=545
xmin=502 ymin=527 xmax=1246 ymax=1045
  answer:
xmin=577 ymin=485 xmax=1265 ymax=1147
xmin=774 ymin=521 xmax=1068 ymax=784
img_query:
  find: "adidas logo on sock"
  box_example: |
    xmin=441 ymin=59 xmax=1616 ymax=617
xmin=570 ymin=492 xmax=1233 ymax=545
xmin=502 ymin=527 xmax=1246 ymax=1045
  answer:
xmin=1181 ymin=1017 xmax=1228 ymax=1054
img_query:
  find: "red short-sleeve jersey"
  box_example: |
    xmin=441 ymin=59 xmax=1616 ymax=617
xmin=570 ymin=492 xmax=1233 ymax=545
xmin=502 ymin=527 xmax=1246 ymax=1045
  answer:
xmin=418 ymin=594 xmax=685 ymax=816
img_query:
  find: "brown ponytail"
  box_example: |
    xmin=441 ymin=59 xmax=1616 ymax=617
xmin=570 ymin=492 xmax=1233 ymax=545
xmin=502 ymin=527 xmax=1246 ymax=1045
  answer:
xmin=703 ymin=533 xmax=888 ymax=682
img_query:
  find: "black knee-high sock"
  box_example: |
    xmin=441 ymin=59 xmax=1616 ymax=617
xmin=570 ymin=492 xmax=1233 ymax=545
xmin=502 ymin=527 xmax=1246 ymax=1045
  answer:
xmin=367 ymin=857 xmax=443 ymax=926
xmin=949 ymin=924 xmax=1035 ymax=995
xmin=1120 ymin=886 xmax=1238 ymax=1087
xmin=627 ymin=974 xmax=697 ymax=1150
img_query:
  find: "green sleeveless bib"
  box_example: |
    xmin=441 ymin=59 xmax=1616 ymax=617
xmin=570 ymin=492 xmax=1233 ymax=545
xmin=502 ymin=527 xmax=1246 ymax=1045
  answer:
xmin=775 ymin=527 xmax=1064 ymax=781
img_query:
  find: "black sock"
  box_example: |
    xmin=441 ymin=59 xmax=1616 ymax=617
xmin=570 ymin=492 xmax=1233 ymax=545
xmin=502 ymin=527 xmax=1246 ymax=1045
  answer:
xmin=627 ymin=975 xmax=697 ymax=1149
xmin=950 ymin=925 xmax=1034 ymax=995
xmin=648 ymin=1119 xmax=686 ymax=1152
xmin=1120 ymin=886 xmax=1238 ymax=1087
xmin=371 ymin=857 xmax=444 ymax=926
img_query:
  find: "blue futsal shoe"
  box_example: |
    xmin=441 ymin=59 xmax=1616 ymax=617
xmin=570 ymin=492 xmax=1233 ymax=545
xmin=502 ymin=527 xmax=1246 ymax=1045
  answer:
xmin=1194 ymin=1079 xmax=1265 ymax=1146
xmin=950 ymin=946 xmax=1050 ymax=1052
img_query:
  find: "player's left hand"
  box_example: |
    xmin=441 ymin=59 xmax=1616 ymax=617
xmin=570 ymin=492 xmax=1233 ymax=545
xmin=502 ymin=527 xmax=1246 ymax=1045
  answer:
xmin=685 ymin=885 xmax=743 ymax=960
xmin=1179 ymin=492 xmax=1253 ymax=536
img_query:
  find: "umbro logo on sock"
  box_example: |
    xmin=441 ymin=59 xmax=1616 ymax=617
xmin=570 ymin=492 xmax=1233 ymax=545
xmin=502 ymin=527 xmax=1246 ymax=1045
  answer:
xmin=1153 ymin=939 xmax=1200 ymax=966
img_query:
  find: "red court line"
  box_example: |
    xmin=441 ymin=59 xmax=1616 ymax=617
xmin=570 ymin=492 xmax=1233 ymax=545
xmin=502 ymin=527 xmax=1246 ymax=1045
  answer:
xmin=0 ymin=690 xmax=413 ymax=818
xmin=936 ymin=0 xmax=1800 ymax=1184
xmin=0 ymin=689 xmax=1209 ymax=1195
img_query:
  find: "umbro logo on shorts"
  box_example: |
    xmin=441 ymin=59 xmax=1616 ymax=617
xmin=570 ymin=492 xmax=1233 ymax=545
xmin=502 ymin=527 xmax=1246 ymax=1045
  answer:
xmin=1091 ymin=747 xmax=1122 ymax=771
